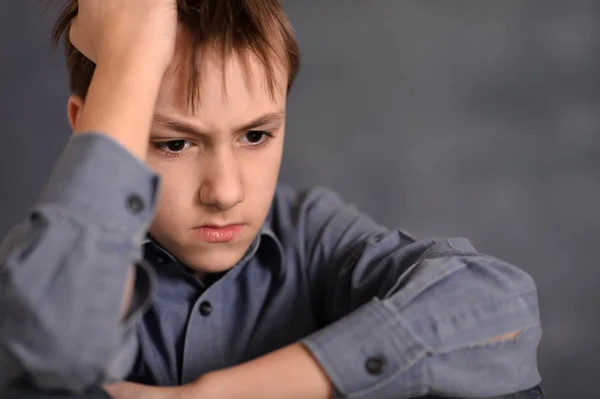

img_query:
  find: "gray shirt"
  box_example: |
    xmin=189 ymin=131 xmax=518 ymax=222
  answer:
xmin=0 ymin=133 xmax=542 ymax=398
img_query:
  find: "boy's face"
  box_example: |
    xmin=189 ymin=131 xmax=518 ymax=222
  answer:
xmin=147 ymin=46 xmax=288 ymax=275
xmin=70 ymin=43 xmax=287 ymax=276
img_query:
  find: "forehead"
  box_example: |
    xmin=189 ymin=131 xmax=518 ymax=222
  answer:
xmin=156 ymin=45 xmax=288 ymax=118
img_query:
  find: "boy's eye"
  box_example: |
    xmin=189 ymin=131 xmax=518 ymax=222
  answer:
xmin=241 ymin=131 xmax=273 ymax=146
xmin=164 ymin=140 xmax=188 ymax=152
xmin=153 ymin=140 xmax=191 ymax=153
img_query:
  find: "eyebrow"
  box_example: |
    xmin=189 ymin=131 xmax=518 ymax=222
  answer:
xmin=152 ymin=110 xmax=285 ymax=137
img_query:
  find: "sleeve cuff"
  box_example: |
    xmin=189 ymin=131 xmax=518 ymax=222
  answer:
xmin=302 ymin=299 xmax=431 ymax=398
xmin=37 ymin=132 xmax=159 ymax=235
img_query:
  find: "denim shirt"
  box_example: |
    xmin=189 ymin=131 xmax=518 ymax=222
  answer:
xmin=0 ymin=133 xmax=542 ymax=398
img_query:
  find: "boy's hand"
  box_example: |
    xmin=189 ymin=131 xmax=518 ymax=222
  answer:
xmin=69 ymin=0 xmax=177 ymax=70
xmin=69 ymin=0 xmax=179 ymax=159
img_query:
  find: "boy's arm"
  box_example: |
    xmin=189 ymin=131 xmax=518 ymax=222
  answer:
xmin=0 ymin=0 xmax=177 ymax=392
xmin=296 ymin=186 xmax=542 ymax=398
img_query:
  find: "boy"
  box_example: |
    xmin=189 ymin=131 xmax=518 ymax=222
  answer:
xmin=0 ymin=0 xmax=543 ymax=398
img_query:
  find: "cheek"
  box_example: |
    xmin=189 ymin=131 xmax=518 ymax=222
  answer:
xmin=240 ymin=144 xmax=283 ymax=216
xmin=149 ymin=170 xmax=198 ymax=238
xmin=151 ymin=161 xmax=200 ymax=214
xmin=243 ymin=142 xmax=283 ymax=192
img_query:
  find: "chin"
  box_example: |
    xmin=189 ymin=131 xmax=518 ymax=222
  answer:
xmin=181 ymin=247 xmax=246 ymax=274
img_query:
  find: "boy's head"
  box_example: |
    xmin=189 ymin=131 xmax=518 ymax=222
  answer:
xmin=54 ymin=0 xmax=300 ymax=275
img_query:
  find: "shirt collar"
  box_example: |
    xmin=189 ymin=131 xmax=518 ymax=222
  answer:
xmin=256 ymin=222 xmax=286 ymax=280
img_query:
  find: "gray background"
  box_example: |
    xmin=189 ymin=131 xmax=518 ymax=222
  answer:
xmin=1 ymin=1 xmax=599 ymax=397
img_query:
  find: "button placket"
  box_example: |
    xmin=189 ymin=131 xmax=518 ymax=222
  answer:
xmin=181 ymin=288 xmax=226 ymax=384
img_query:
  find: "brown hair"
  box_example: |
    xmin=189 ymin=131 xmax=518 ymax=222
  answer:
xmin=51 ymin=0 xmax=300 ymax=107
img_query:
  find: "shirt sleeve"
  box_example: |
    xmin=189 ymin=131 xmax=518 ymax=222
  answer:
xmin=0 ymin=133 xmax=158 ymax=393
xmin=293 ymin=186 xmax=542 ymax=398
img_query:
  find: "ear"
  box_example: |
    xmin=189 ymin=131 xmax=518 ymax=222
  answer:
xmin=67 ymin=95 xmax=84 ymax=132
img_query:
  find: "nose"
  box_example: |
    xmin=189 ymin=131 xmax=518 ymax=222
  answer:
xmin=198 ymin=151 xmax=245 ymax=211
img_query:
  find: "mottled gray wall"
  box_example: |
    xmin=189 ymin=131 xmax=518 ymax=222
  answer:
xmin=2 ymin=1 xmax=599 ymax=397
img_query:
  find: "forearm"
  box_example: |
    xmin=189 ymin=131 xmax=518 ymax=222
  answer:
xmin=75 ymin=56 xmax=165 ymax=160
xmin=195 ymin=343 xmax=333 ymax=399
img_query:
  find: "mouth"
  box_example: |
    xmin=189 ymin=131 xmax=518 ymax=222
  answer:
xmin=191 ymin=224 xmax=245 ymax=243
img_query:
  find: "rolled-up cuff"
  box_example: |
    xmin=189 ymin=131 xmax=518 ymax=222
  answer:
xmin=302 ymin=299 xmax=430 ymax=398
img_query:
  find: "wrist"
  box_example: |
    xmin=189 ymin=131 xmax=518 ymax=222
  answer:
xmin=96 ymin=50 xmax=168 ymax=82
xmin=97 ymin=44 xmax=171 ymax=77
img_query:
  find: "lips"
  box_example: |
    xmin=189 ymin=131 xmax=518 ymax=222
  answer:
xmin=191 ymin=224 xmax=244 ymax=243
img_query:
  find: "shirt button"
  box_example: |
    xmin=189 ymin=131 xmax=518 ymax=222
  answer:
xmin=199 ymin=301 xmax=213 ymax=316
xmin=365 ymin=356 xmax=386 ymax=375
xmin=126 ymin=194 xmax=145 ymax=214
